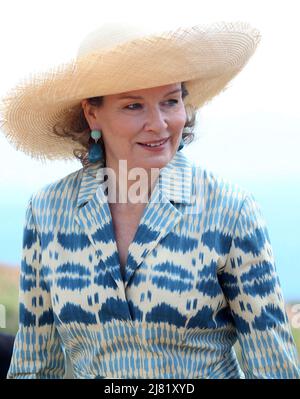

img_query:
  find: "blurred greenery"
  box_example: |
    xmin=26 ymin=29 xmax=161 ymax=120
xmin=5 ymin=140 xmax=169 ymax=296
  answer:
xmin=1 ymin=265 xmax=299 ymax=377
xmin=292 ymin=327 xmax=300 ymax=357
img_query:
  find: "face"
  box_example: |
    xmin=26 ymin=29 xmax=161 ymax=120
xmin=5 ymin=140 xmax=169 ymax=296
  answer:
xmin=82 ymin=83 xmax=186 ymax=172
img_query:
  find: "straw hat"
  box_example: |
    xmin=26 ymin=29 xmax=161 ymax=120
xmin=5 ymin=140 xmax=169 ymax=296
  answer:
xmin=0 ymin=21 xmax=261 ymax=161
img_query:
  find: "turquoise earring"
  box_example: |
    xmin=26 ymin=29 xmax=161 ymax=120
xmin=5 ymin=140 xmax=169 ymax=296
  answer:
xmin=177 ymin=138 xmax=185 ymax=151
xmin=88 ymin=129 xmax=103 ymax=163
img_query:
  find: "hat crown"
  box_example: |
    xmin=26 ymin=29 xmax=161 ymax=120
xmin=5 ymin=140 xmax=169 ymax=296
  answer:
xmin=77 ymin=22 xmax=158 ymax=58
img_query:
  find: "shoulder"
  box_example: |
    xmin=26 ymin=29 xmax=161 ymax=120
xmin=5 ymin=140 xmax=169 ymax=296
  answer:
xmin=190 ymin=164 xmax=264 ymax=234
xmin=169 ymin=152 xmax=256 ymax=219
xmin=29 ymin=167 xmax=84 ymax=212
xmin=175 ymin=152 xmax=249 ymax=202
xmin=192 ymin=164 xmax=250 ymax=206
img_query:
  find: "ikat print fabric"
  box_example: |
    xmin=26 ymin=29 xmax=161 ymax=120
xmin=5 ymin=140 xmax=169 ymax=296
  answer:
xmin=7 ymin=152 xmax=300 ymax=378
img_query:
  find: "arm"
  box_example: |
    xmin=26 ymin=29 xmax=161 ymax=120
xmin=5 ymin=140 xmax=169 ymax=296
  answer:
xmin=220 ymin=193 xmax=300 ymax=379
xmin=7 ymin=197 xmax=65 ymax=379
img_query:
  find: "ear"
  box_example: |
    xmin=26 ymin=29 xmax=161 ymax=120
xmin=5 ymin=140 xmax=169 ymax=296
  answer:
xmin=81 ymin=99 xmax=99 ymax=129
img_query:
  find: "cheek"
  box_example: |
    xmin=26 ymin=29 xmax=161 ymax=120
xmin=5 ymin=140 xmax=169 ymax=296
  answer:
xmin=114 ymin=118 xmax=141 ymax=137
xmin=170 ymin=110 xmax=187 ymax=132
xmin=103 ymin=119 xmax=136 ymax=143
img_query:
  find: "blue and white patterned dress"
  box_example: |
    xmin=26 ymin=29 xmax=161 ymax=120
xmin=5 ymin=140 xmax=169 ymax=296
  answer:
xmin=7 ymin=152 xmax=300 ymax=379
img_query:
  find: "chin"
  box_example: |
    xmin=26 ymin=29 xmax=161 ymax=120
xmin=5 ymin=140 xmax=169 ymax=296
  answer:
xmin=140 ymin=153 xmax=174 ymax=170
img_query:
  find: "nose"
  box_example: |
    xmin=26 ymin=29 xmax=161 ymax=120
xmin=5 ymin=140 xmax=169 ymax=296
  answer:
xmin=143 ymin=106 xmax=168 ymax=132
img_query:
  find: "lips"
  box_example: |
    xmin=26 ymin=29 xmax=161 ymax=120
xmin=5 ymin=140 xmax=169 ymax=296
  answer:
xmin=137 ymin=137 xmax=169 ymax=147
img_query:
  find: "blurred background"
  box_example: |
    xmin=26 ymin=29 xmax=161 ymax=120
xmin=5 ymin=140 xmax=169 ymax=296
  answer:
xmin=0 ymin=0 xmax=299 ymax=373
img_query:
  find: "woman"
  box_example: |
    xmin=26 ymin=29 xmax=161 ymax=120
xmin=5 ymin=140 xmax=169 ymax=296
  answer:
xmin=1 ymin=21 xmax=299 ymax=379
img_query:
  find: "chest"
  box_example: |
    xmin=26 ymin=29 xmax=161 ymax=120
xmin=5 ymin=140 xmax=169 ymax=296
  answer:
xmin=110 ymin=205 xmax=145 ymax=276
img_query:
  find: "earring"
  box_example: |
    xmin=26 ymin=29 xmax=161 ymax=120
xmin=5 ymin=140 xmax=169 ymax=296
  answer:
xmin=88 ymin=129 xmax=104 ymax=163
xmin=177 ymin=138 xmax=185 ymax=151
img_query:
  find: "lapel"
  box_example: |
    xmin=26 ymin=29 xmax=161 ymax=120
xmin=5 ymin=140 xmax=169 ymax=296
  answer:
xmin=74 ymin=152 xmax=194 ymax=291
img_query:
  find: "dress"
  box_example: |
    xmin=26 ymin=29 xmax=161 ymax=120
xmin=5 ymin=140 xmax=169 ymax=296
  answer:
xmin=7 ymin=152 xmax=300 ymax=379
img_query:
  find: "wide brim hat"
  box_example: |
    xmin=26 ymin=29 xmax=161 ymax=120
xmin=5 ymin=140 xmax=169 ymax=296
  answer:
xmin=0 ymin=21 xmax=261 ymax=161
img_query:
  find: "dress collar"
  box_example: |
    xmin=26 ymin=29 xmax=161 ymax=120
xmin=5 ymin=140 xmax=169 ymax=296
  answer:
xmin=76 ymin=151 xmax=194 ymax=208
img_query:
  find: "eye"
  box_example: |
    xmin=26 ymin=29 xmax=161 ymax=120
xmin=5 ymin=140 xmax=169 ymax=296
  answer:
xmin=125 ymin=103 xmax=142 ymax=110
xmin=164 ymin=99 xmax=179 ymax=106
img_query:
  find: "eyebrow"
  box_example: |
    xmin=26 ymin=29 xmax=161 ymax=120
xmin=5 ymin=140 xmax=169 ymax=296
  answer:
xmin=117 ymin=88 xmax=182 ymax=100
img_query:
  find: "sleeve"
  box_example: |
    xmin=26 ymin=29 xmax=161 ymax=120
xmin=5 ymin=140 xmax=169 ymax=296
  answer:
xmin=6 ymin=197 xmax=65 ymax=379
xmin=220 ymin=193 xmax=300 ymax=379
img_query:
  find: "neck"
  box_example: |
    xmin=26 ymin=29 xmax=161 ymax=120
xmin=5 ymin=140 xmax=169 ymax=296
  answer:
xmin=104 ymin=159 xmax=160 ymax=205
